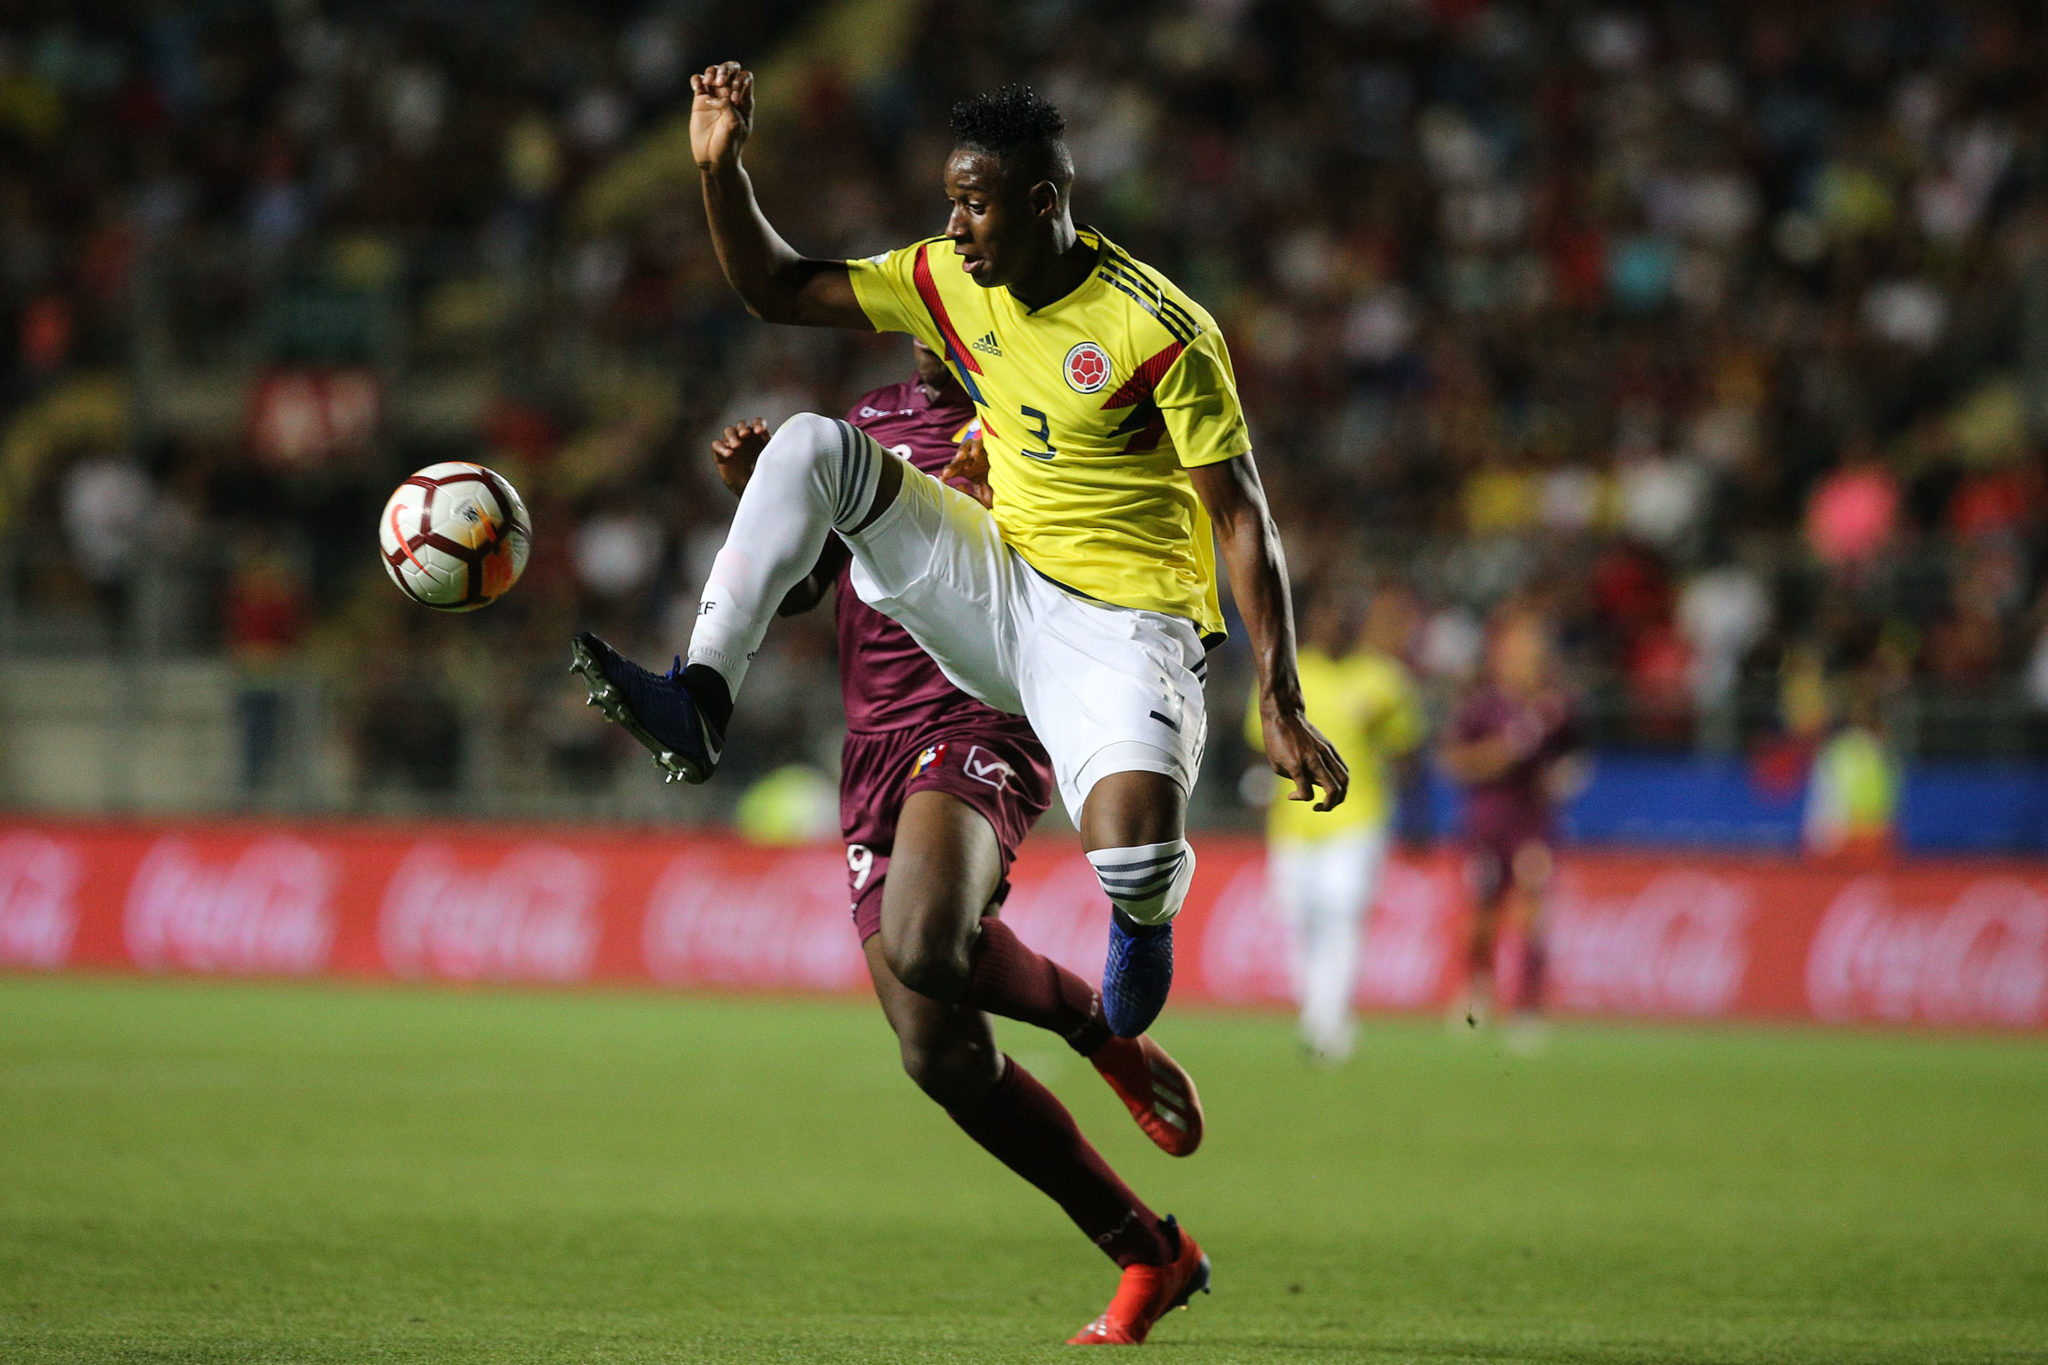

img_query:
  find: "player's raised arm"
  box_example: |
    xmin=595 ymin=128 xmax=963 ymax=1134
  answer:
xmin=1189 ymin=456 xmax=1349 ymax=811
xmin=691 ymin=63 xmax=868 ymax=329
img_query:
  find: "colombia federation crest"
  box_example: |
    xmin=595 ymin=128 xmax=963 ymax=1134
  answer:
xmin=1064 ymin=341 xmax=1111 ymax=393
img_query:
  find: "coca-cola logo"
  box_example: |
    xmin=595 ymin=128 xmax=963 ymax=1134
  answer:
xmin=1356 ymin=862 xmax=1460 ymax=1008
xmin=1549 ymin=871 xmax=1752 ymax=1017
xmin=997 ymin=861 xmax=1111 ymax=982
xmin=1196 ymin=860 xmax=1292 ymax=1003
xmin=0 ymin=832 xmax=84 ymax=969
xmin=1807 ymin=876 xmax=2048 ymax=1028
xmin=125 ymin=837 xmax=336 ymax=975
xmin=642 ymin=847 xmax=865 ymax=990
xmin=380 ymin=843 xmax=602 ymax=983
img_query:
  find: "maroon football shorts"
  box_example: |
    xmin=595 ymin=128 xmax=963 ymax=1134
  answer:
xmin=1466 ymin=824 xmax=1557 ymax=912
xmin=840 ymin=722 xmax=1054 ymax=943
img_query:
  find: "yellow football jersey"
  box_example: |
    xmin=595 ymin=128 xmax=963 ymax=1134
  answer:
xmin=846 ymin=226 xmax=1251 ymax=638
xmin=1246 ymin=648 xmax=1424 ymax=841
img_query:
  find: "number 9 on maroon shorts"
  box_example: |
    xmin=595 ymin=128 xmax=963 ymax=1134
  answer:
xmin=840 ymin=722 xmax=1054 ymax=943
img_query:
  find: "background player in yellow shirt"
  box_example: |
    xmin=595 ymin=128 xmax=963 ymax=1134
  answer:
xmin=1247 ymin=584 xmax=1424 ymax=1064
xmin=569 ymin=67 xmax=1347 ymax=1346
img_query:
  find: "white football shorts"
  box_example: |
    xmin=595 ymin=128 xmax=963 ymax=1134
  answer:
xmin=1267 ymin=828 xmax=1391 ymax=929
xmin=843 ymin=450 xmax=1208 ymax=820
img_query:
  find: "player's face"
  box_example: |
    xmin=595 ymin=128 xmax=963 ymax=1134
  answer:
xmin=1491 ymin=615 xmax=1551 ymax=692
xmin=1306 ymin=597 xmax=1353 ymax=656
xmin=943 ymin=148 xmax=1050 ymax=290
xmin=1364 ymin=588 xmax=1415 ymax=656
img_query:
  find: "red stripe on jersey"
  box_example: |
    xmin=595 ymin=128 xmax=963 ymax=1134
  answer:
xmin=1098 ymin=340 xmax=1184 ymax=409
xmin=912 ymin=245 xmax=982 ymax=374
xmin=1116 ymin=405 xmax=1168 ymax=453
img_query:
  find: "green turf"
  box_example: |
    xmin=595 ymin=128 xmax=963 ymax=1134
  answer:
xmin=1 ymin=977 xmax=2043 ymax=1364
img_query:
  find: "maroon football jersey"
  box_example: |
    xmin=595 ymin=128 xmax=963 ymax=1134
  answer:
xmin=838 ymin=381 xmax=1016 ymax=734
xmin=1453 ymin=684 xmax=1584 ymax=845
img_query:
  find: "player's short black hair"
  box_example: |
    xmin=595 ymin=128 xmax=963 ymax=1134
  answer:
xmin=948 ymin=84 xmax=1074 ymax=188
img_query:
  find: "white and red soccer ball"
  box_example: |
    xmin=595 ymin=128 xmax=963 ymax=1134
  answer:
xmin=378 ymin=462 xmax=531 ymax=611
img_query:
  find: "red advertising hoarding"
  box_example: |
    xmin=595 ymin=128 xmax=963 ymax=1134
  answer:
xmin=1 ymin=820 xmax=2043 ymax=1032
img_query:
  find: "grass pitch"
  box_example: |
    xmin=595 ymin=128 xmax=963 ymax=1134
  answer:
xmin=1 ymin=976 xmax=2043 ymax=1364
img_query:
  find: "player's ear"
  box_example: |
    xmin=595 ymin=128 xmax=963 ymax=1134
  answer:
xmin=1028 ymin=179 xmax=1060 ymax=219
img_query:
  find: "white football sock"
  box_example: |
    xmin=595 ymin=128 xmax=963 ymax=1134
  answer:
xmin=687 ymin=413 xmax=884 ymax=696
xmin=1087 ymin=839 xmax=1195 ymax=926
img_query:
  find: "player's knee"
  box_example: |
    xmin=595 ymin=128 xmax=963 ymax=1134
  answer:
xmin=768 ymin=409 xmax=838 ymax=451
xmin=898 ymin=1031 xmax=997 ymax=1108
xmin=880 ymin=921 xmax=972 ymax=1002
xmin=754 ymin=411 xmax=838 ymax=482
xmin=757 ymin=411 xmax=881 ymax=532
xmin=1086 ymin=838 xmax=1195 ymax=927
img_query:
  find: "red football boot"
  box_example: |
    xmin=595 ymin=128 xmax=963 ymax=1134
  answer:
xmin=1067 ymin=1216 xmax=1211 ymax=1346
xmin=1090 ymin=1033 xmax=1203 ymax=1157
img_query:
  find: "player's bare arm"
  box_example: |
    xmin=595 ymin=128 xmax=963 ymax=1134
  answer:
xmin=1443 ymin=701 xmax=1556 ymax=781
xmin=1439 ymin=734 xmax=1520 ymax=783
xmin=1189 ymin=456 xmax=1349 ymax=811
xmin=710 ymin=417 xmax=846 ymax=614
xmin=691 ymin=63 xmax=868 ymax=329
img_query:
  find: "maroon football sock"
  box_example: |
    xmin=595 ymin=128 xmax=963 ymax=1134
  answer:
xmin=948 ymin=1057 xmax=1173 ymax=1267
xmin=962 ymin=916 xmax=1110 ymax=1055
xmin=1516 ymin=936 xmax=1548 ymax=1014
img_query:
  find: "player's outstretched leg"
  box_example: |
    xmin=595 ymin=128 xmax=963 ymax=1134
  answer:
xmin=952 ymin=915 xmax=1204 ymax=1156
xmin=570 ymin=412 xmax=898 ymax=782
xmin=881 ymin=790 xmax=1203 ymax=1155
xmin=1081 ymin=771 xmax=1193 ymax=1038
xmin=860 ymin=938 xmax=1187 ymax=1285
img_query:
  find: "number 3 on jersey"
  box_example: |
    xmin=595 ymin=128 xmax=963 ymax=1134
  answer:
xmin=1019 ymin=405 xmax=1056 ymax=461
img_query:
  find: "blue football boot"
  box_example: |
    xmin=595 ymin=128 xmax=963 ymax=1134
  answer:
xmin=569 ymin=632 xmax=723 ymax=783
xmin=1101 ymin=909 xmax=1174 ymax=1038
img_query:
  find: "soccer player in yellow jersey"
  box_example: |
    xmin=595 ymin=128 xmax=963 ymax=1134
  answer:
xmin=570 ymin=66 xmax=1346 ymax=1344
xmin=1246 ymin=586 xmax=1424 ymax=1064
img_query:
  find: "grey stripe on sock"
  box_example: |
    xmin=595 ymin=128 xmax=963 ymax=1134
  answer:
xmin=835 ymin=421 xmax=873 ymax=531
xmin=1101 ymin=863 xmax=1180 ymax=885
xmin=1097 ymin=857 xmax=1182 ymax=882
xmin=1097 ymin=862 xmax=1183 ymax=884
xmin=1093 ymin=854 xmax=1184 ymax=875
xmin=850 ymin=427 xmax=872 ymax=526
xmin=1097 ymin=864 xmax=1184 ymax=893
xmin=832 ymin=420 xmax=856 ymax=525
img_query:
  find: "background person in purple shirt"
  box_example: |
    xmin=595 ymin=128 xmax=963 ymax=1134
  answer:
xmin=709 ymin=339 xmax=1205 ymax=1322
xmin=1439 ymin=602 xmax=1588 ymax=1030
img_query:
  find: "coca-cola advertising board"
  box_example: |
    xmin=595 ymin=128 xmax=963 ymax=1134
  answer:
xmin=2 ymin=820 xmax=2044 ymax=1032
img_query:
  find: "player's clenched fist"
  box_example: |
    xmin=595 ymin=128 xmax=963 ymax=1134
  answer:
xmin=690 ymin=62 xmax=754 ymax=172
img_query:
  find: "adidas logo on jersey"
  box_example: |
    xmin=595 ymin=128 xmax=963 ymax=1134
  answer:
xmin=970 ymin=331 xmax=1002 ymax=357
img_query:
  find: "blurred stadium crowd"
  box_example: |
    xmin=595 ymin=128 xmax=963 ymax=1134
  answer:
xmin=4 ymin=0 xmax=2048 ymax=818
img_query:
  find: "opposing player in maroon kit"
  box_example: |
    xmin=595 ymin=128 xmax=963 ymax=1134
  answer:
xmin=709 ymin=339 xmax=1210 ymax=1346
xmin=1439 ymin=604 xmax=1588 ymax=1027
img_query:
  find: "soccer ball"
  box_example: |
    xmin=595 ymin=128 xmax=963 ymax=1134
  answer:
xmin=378 ymin=462 xmax=531 ymax=612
